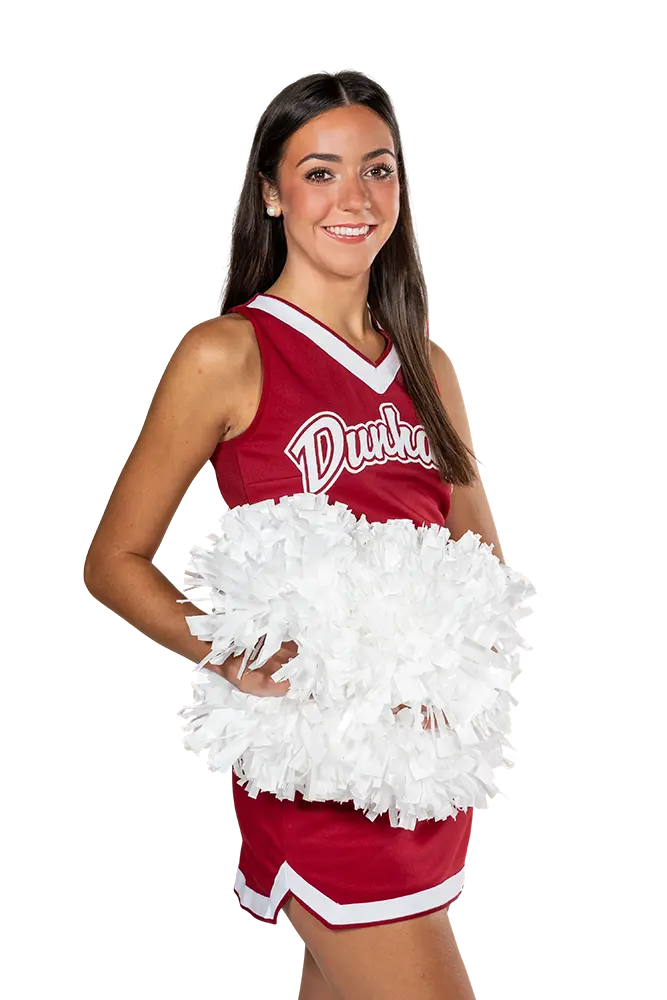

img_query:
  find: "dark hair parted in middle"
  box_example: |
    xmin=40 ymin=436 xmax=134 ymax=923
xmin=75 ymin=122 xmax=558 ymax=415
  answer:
xmin=220 ymin=69 xmax=480 ymax=488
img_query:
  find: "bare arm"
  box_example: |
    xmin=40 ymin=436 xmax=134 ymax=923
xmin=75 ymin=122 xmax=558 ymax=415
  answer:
xmin=83 ymin=316 xmax=241 ymax=662
xmin=394 ymin=343 xmax=505 ymax=726
xmin=429 ymin=340 xmax=505 ymax=565
xmin=83 ymin=314 xmax=293 ymax=694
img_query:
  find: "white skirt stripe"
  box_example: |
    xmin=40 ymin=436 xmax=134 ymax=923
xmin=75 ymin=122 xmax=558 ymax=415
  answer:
xmin=234 ymin=862 xmax=465 ymax=926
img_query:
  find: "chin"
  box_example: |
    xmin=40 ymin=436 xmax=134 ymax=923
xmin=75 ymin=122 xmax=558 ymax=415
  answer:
xmin=321 ymin=260 xmax=375 ymax=280
xmin=326 ymin=263 xmax=371 ymax=279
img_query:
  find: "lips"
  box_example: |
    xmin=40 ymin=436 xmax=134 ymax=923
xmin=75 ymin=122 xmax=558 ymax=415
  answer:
xmin=320 ymin=225 xmax=378 ymax=243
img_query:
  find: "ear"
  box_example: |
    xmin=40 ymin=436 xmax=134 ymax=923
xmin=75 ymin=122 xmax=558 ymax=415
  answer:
xmin=258 ymin=172 xmax=282 ymax=215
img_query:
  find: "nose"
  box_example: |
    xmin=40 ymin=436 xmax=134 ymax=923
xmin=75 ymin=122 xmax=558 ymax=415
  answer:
xmin=337 ymin=171 xmax=371 ymax=213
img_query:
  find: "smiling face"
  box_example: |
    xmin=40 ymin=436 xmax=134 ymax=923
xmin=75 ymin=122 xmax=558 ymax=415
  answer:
xmin=260 ymin=104 xmax=400 ymax=280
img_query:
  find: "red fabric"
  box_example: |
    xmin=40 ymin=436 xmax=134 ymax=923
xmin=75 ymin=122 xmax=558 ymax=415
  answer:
xmin=232 ymin=771 xmax=473 ymax=928
xmin=209 ymin=292 xmax=452 ymax=527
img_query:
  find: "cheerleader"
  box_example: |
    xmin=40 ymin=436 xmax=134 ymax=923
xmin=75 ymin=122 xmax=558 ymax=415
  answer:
xmin=85 ymin=69 xmax=534 ymax=1000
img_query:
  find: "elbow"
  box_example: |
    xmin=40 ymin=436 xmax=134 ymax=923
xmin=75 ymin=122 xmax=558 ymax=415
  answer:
xmin=83 ymin=547 xmax=149 ymax=599
xmin=83 ymin=545 xmax=114 ymax=597
xmin=83 ymin=554 xmax=102 ymax=597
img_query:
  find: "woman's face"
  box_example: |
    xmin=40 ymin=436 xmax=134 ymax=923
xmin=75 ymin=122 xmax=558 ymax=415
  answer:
xmin=262 ymin=104 xmax=400 ymax=279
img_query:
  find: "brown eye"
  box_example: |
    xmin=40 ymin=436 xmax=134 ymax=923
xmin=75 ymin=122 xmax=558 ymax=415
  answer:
xmin=367 ymin=162 xmax=395 ymax=180
xmin=304 ymin=168 xmax=332 ymax=184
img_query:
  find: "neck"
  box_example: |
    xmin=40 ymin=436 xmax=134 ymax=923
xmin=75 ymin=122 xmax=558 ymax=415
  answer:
xmin=265 ymin=262 xmax=373 ymax=341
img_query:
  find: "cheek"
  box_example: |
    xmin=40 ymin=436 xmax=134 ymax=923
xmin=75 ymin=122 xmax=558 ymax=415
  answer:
xmin=288 ymin=184 xmax=332 ymax=223
xmin=373 ymin=182 xmax=400 ymax=221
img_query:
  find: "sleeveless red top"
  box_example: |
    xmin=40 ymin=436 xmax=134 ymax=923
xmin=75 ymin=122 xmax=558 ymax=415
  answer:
xmin=209 ymin=292 xmax=451 ymax=527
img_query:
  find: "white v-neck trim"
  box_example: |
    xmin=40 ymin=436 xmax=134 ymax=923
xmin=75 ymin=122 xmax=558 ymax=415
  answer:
xmin=247 ymin=294 xmax=401 ymax=394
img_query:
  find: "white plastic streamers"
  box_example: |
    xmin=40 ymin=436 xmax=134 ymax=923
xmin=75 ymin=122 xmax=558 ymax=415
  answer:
xmin=177 ymin=492 xmax=536 ymax=830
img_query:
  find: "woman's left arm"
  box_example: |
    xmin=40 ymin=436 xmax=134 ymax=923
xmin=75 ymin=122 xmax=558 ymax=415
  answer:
xmin=429 ymin=340 xmax=505 ymax=566
xmin=392 ymin=342 xmax=504 ymax=728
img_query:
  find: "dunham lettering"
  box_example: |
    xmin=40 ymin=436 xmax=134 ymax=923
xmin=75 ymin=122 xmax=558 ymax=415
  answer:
xmin=285 ymin=401 xmax=436 ymax=494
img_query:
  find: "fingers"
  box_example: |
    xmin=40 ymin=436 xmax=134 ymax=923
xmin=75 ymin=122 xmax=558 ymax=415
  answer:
xmin=210 ymin=663 xmax=289 ymax=698
xmin=255 ymin=650 xmax=295 ymax=696
xmin=199 ymin=645 xmax=291 ymax=697
xmin=256 ymin=675 xmax=292 ymax=697
xmin=268 ymin=682 xmax=291 ymax=696
xmin=270 ymin=640 xmax=299 ymax=664
xmin=241 ymin=659 xmax=292 ymax=697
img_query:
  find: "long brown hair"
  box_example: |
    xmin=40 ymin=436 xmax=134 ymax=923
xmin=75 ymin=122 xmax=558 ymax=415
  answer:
xmin=220 ymin=70 xmax=480 ymax=487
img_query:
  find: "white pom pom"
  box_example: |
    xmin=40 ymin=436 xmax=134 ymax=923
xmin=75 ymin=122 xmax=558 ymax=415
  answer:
xmin=178 ymin=492 xmax=536 ymax=830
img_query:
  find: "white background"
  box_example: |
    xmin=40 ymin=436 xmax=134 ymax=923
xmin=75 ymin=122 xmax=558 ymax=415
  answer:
xmin=3 ymin=2 xmax=665 ymax=997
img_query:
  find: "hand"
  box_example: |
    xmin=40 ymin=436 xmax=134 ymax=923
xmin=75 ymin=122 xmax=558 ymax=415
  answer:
xmin=205 ymin=637 xmax=297 ymax=698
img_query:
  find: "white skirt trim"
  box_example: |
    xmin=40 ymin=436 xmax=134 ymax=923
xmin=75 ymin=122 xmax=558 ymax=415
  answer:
xmin=233 ymin=861 xmax=465 ymax=926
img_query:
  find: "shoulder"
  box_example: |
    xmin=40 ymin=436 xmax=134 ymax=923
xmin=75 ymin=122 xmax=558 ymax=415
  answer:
xmin=173 ymin=312 xmax=258 ymax=376
xmin=428 ymin=339 xmax=460 ymax=398
xmin=427 ymin=339 xmax=472 ymax=452
xmin=179 ymin=313 xmax=255 ymax=362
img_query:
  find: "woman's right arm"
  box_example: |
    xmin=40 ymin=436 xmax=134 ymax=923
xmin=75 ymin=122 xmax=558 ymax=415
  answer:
xmin=83 ymin=314 xmax=294 ymax=697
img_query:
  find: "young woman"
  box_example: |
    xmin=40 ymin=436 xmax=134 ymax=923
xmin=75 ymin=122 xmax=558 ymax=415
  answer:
xmin=85 ymin=70 xmax=503 ymax=1000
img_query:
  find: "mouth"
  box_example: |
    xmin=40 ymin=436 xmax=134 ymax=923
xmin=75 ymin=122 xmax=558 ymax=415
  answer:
xmin=320 ymin=224 xmax=378 ymax=243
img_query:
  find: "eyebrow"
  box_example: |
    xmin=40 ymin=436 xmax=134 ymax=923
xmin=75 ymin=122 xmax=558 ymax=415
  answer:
xmin=295 ymin=147 xmax=396 ymax=168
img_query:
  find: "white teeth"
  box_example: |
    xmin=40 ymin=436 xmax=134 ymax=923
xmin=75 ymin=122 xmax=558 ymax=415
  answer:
xmin=325 ymin=225 xmax=371 ymax=236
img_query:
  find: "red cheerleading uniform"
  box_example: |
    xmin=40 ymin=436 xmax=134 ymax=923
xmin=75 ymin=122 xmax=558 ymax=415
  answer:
xmin=208 ymin=291 xmax=473 ymax=929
